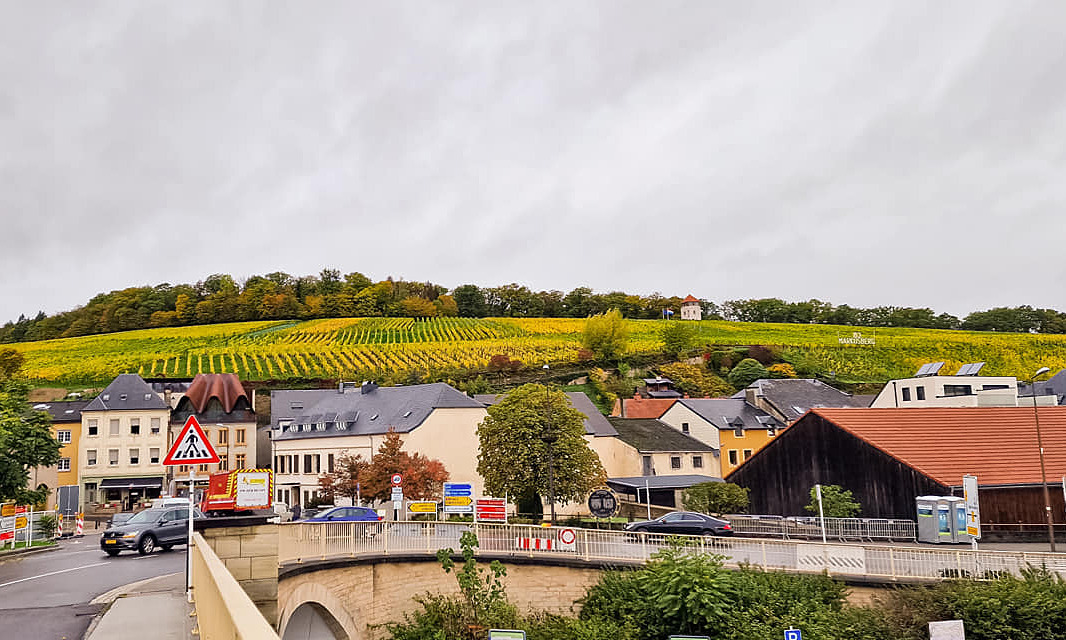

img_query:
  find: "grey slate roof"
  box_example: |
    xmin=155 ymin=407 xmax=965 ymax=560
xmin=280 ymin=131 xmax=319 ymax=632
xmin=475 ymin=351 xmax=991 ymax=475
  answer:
xmin=31 ymin=399 xmax=90 ymax=423
xmin=272 ymin=382 xmax=484 ymax=441
xmin=606 ymin=474 xmax=723 ymax=491
xmin=678 ymin=398 xmax=784 ymax=430
xmin=1018 ymin=369 xmax=1066 ymax=404
xmin=607 ymin=418 xmax=714 ymax=453
xmin=474 ymin=391 xmax=618 ymax=437
xmin=83 ymin=374 xmax=169 ymax=412
xmin=731 ymin=378 xmax=868 ymax=422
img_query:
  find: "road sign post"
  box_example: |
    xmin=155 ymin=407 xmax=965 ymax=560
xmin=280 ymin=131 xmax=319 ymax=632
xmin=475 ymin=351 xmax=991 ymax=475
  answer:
xmin=963 ymin=475 xmax=980 ymax=550
xmin=163 ymin=416 xmax=220 ymax=603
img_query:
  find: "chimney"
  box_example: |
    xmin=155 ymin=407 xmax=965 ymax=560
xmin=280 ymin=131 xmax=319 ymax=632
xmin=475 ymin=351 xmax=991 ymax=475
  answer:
xmin=745 ymin=385 xmax=757 ymax=406
xmin=338 ymin=381 xmax=345 ymax=394
xmin=361 ymin=381 xmax=379 ymax=395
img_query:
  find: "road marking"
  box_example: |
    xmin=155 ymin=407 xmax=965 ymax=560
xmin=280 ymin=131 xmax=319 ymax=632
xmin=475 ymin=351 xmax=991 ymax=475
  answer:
xmin=0 ymin=562 xmax=108 ymax=589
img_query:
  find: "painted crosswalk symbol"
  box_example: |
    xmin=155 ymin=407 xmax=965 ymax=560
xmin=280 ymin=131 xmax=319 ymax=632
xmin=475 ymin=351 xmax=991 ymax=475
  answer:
xmin=163 ymin=416 xmax=220 ymax=466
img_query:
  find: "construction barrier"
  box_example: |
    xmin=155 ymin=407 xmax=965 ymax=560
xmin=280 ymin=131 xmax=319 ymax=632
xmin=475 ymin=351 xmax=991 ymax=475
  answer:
xmin=75 ymin=513 xmax=84 ymax=536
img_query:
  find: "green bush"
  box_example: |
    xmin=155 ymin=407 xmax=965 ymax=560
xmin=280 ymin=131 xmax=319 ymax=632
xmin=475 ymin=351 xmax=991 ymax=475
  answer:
xmin=727 ymin=358 xmax=767 ymax=389
xmin=805 ymin=485 xmax=861 ymax=518
xmin=682 ymin=482 xmax=750 ymax=514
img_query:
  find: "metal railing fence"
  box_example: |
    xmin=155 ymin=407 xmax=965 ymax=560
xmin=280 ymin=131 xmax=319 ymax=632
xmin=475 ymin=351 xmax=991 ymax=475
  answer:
xmin=278 ymin=520 xmax=1065 ymax=583
xmin=723 ymin=515 xmax=917 ymax=542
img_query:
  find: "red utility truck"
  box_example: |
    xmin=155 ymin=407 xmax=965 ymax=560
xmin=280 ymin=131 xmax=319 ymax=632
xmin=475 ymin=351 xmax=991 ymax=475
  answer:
xmin=200 ymin=469 xmax=274 ymax=516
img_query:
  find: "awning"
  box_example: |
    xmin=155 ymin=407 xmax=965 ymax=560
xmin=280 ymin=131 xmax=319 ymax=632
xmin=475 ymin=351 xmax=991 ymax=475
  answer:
xmin=99 ymin=477 xmax=164 ymax=490
xmin=606 ymin=474 xmax=722 ymax=492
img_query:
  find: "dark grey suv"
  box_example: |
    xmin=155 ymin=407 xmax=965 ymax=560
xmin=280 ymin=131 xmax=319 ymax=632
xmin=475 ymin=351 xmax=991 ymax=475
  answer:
xmin=100 ymin=506 xmax=204 ymax=556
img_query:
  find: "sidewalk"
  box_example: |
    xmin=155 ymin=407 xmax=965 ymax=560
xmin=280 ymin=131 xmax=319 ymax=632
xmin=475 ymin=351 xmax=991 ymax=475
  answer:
xmin=85 ymin=571 xmax=194 ymax=640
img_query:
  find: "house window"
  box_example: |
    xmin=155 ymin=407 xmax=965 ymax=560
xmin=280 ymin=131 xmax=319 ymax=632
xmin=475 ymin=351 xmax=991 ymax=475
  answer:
xmin=130 ymin=418 xmax=140 ymax=435
xmin=681 ymin=422 xmax=689 ymax=435
xmin=218 ymin=429 xmax=228 ymax=445
xmin=670 ymin=456 xmax=682 ymax=469
xmin=150 ymin=417 xmax=160 ymax=434
xmin=179 ymin=465 xmax=189 ymax=473
xmin=734 ymin=426 xmax=744 ymax=438
xmin=150 ymin=448 xmax=160 ymax=464
xmin=219 ymin=457 xmax=228 ymax=471
xmin=198 ymin=464 xmax=209 ymax=472
xmin=275 ymin=456 xmax=281 ymax=473
xmin=109 ymin=419 xmax=120 ymax=436
xmin=236 ymin=429 xmax=246 ymax=445
xmin=743 ymin=449 xmax=753 ymax=460
xmin=901 ymin=388 xmax=911 ymax=401
xmin=304 ymin=454 xmax=313 ymax=474
xmin=328 ymin=454 xmax=335 ymax=473
xmin=129 ymin=449 xmax=139 ymax=465
xmin=57 ymin=458 xmax=71 ymax=472
xmin=57 ymin=430 xmax=72 ymax=444
xmin=767 ymin=427 xmax=776 ymax=437
xmin=108 ymin=449 xmax=119 ymax=466
xmin=88 ymin=419 xmax=98 ymax=436
xmin=916 ymin=386 xmax=926 ymax=401
xmin=235 ymin=454 xmax=246 ymax=468
xmin=728 ymin=450 xmax=738 ymax=466
xmin=87 ymin=449 xmax=97 ymax=466
xmin=315 ymin=455 xmax=321 ymax=473
xmin=943 ymin=384 xmax=973 ymax=397
xmin=692 ymin=455 xmax=703 ymax=469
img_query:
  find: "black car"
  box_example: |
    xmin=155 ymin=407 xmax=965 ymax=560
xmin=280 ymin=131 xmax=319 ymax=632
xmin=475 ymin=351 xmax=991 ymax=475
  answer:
xmin=100 ymin=506 xmax=204 ymax=556
xmin=624 ymin=511 xmax=734 ymax=537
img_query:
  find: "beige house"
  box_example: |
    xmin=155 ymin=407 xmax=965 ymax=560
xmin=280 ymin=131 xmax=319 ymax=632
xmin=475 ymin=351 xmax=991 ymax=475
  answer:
xmin=680 ymin=295 xmax=702 ymax=321
xmin=271 ymin=382 xmax=488 ymax=509
xmin=605 ymin=417 xmax=717 ymax=477
xmin=169 ymin=374 xmax=257 ymax=495
xmin=30 ymin=399 xmax=89 ymax=510
xmin=79 ymin=374 xmax=171 ymax=511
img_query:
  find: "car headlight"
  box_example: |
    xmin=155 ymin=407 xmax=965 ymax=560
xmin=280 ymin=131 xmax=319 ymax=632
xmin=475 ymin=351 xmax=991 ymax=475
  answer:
xmin=122 ymin=531 xmax=139 ymax=539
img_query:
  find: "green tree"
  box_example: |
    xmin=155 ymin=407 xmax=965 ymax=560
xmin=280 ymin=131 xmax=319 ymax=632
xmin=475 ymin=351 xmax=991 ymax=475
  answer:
xmin=728 ymin=358 xmax=767 ymax=389
xmin=477 ymin=384 xmax=605 ymax=512
xmin=317 ymin=451 xmax=369 ymax=504
xmin=582 ymin=309 xmax=630 ymax=361
xmin=682 ymin=482 xmax=749 ymax=514
xmin=0 ymin=348 xmax=24 ymax=379
xmin=805 ymin=485 xmax=861 ymax=518
xmin=452 ymin=284 xmax=486 ymax=317
xmin=0 ymin=365 xmax=61 ymax=504
xmin=659 ymin=321 xmax=697 ymax=355
xmin=658 ymin=363 xmax=733 ymax=397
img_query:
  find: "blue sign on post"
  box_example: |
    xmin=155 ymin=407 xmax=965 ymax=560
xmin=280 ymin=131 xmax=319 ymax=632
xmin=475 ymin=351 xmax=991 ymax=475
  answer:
xmin=784 ymin=629 xmax=802 ymax=640
xmin=443 ymin=482 xmax=474 ymax=514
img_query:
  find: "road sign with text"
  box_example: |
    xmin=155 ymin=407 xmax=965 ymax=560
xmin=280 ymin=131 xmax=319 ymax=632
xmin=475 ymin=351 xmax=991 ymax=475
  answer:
xmin=443 ymin=482 xmax=474 ymax=514
xmin=163 ymin=416 xmax=220 ymax=466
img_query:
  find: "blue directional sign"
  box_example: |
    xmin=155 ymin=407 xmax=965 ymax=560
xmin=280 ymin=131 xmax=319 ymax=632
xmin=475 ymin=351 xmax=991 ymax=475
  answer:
xmin=443 ymin=482 xmax=474 ymax=514
xmin=784 ymin=629 xmax=802 ymax=640
xmin=444 ymin=482 xmax=473 ymax=496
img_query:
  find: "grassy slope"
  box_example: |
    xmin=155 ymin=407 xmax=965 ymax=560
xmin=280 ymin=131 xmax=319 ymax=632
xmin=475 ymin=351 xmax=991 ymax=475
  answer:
xmin=8 ymin=316 xmax=1066 ymax=387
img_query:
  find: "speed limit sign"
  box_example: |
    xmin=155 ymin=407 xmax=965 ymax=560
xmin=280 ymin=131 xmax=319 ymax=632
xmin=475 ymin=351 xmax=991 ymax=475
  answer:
xmin=391 ymin=473 xmax=403 ymax=486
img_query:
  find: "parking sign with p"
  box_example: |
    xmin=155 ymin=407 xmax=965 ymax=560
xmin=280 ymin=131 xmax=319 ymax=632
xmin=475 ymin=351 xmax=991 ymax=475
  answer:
xmin=785 ymin=629 xmax=803 ymax=640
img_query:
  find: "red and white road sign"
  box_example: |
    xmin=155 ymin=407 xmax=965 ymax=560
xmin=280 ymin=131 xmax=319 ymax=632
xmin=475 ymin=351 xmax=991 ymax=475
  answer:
xmin=475 ymin=498 xmax=507 ymax=523
xmin=163 ymin=416 xmax=220 ymax=466
xmin=391 ymin=473 xmax=403 ymax=486
xmin=558 ymin=528 xmax=577 ymax=551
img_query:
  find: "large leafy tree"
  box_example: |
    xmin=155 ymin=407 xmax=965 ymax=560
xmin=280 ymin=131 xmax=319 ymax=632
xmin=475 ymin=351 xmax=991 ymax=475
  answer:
xmin=0 ymin=350 xmax=61 ymax=504
xmin=581 ymin=309 xmax=630 ymax=361
xmin=362 ymin=431 xmax=449 ymax=502
xmin=805 ymin=484 xmax=861 ymax=518
xmin=476 ymin=384 xmax=605 ymax=513
xmin=682 ymin=482 xmax=750 ymax=515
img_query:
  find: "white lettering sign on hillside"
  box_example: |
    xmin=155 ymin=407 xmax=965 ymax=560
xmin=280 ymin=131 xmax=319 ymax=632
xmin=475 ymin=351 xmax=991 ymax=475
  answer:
xmin=838 ymin=331 xmax=875 ymax=346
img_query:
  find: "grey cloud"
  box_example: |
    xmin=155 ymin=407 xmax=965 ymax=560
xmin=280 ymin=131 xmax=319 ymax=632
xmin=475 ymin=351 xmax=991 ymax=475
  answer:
xmin=2 ymin=2 xmax=1066 ymax=322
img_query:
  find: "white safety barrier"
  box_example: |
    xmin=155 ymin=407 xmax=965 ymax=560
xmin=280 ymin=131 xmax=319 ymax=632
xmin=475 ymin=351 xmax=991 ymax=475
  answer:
xmin=278 ymin=520 xmax=1061 ymax=583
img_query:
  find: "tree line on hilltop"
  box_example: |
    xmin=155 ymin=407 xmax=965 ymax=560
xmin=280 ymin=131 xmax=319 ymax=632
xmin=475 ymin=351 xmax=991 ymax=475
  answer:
xmin=3 ymin=268 xmax=1063 ymax=343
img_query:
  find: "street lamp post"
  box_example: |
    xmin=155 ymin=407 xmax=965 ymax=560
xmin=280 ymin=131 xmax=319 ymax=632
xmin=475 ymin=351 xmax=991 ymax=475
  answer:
xmin=542 ymin=364 xmax=556 ymax=525
xmin=1029 ymin=367 xmax=1056 ymax=552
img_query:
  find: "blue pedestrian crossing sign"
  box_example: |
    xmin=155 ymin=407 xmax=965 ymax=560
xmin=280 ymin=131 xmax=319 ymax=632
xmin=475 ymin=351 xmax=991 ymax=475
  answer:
xmin=784 ymin=629 xmax=802 ymax=640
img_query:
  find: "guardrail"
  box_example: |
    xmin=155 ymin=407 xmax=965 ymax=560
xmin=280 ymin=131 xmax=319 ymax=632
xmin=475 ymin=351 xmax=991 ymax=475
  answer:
xmin=278 ymin=521 xmax=1066 ymax=583
xmin=191 ymin=532 xmax=279 ymax=640
xmin=723 ymin=515 xmax=917 ymax=542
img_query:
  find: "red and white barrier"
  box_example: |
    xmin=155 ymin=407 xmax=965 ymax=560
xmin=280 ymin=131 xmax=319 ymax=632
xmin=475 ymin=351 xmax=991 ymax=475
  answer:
xmin=75 ymin=513 xmax=84 ymax=536
xmin=515 ymin=537 xmax=556 ymax=551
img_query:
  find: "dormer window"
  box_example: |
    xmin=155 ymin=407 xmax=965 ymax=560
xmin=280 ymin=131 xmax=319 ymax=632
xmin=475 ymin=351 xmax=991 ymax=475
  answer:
xmin=370 ymin=414 xmax=378 ymax=421
xmin=301 ymin=424 xmax=311 ymax=432
xmin=290 ymin=402 xmax=303 ymax=410
xmin=336 ymin=422 xmax=348 ymax=431
xmin=403 ymin=411 xmax=412 ymax=418
xmin=144 ymin=393 xmax=152 ymax=401
xmin=102 ymin=394 xmax=110 ymax=401
xmin=315 ymin=423 xmax=326 ymax=431
xmin=120 ymin=394 xmax=127 ymax=401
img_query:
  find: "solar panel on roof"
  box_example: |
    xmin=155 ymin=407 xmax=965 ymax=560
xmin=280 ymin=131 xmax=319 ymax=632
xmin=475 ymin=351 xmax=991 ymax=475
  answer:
xmin=969 ymin=362 xmax=985 ymax=375
xmin=928 ymin=362 xmax=945 ymax=375
xmin=915 ymin=363 xmax=932 ymax=377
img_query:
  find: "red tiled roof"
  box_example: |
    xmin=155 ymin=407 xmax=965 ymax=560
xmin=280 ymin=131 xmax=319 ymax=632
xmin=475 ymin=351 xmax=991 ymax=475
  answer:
xmin=682 ymin=295 xmax=699 ymax=303
xmin=812 ymin=407 xmax=1066 ymax=487
xmin=616 ymin=398 xmax=678 ymax=419
xmin=185 ymin=374 xmax=249 ymax=413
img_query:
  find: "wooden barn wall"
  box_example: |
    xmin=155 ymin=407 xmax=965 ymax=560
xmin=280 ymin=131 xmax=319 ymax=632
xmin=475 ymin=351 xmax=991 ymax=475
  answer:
xmin=727 ymin=414 xmax=948 ymax=519
xmin=977 ymin=487 xmax=1066 ymax=525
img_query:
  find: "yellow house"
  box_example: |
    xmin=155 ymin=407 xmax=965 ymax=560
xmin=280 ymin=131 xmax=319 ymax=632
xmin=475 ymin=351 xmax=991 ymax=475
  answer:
xmin=658 ymin=398 xmax=784 ymax=476
xmin=31 ymin=399 xmax=89 ymax=509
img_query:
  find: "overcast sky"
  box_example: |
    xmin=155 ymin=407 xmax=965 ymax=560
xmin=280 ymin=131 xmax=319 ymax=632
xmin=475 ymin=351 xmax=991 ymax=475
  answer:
xmin=3 ymin=2 xmax=1066 ymax=323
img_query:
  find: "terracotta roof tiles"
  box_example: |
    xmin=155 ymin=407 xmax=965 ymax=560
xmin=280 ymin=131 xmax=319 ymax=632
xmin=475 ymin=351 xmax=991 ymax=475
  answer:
xmin=185 ymin=374 xmax=249 ymax=413
xmin=812 ymin=407 xmax=1066 ymax=487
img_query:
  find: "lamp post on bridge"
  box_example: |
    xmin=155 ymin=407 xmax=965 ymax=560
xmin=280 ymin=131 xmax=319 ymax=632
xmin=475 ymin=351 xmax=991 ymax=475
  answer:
xmin=542 ymin=364 xmax=556 ymax=526
xmin=1028 ymin=366 xmax=1056 ymax=552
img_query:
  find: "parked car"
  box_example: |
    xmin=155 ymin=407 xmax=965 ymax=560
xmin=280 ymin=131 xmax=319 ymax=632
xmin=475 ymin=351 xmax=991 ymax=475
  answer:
xmin=100 ymin=506 xmax=205 ymax=556
xmin=303 ymin=506 xmax=383 ymax=523
xmin=624 ymin=511 xmax=733 ymax=537
xmin=108 ymin=512 xmax=135 ymax=528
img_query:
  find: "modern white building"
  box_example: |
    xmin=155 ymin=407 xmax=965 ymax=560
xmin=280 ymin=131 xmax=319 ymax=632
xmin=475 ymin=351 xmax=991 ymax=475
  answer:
xmin=869 ymin=362 xmax=1058 ymax=408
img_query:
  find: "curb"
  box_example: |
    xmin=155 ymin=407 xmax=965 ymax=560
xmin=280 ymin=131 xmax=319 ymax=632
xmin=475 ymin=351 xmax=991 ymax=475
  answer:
xmin=90 ymin=571 xmax=184 ymax=605
xmin=0 ymin=544 xmax=59 ymax=561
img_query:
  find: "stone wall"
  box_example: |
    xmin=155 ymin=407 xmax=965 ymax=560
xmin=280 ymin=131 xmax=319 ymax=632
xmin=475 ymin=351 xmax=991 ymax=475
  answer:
xmin=278 ymin=558 xmax=605 ymax=640
xmin=197 ymin=518 xmax=279 ymax=626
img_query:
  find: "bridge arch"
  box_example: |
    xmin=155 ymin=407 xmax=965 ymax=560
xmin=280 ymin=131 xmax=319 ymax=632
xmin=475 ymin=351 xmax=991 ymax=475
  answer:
xmin=279 ymin=581 xmax=362 ymax=640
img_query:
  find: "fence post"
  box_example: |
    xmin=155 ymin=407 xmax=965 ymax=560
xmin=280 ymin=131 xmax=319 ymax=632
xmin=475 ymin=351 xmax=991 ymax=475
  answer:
xmin=319 ymin=524 xmax=326 ymax=559
xmin=383 ymin=522 xmax=389 ymax=556
xmin=761 ymin=540 xmax=767 ymax=568
xmin=889 ymin=547 xmax=896 ymax=580
xmin=641 ymin=531 xmax=647 ymax=561
xmin=956 ymin=551 xmax=962 ymax=578
xmin=583 ymin=529 xmax=590 ymax=561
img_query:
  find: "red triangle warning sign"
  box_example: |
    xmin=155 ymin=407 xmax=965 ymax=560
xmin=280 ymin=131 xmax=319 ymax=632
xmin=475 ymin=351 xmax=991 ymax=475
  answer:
xmin=163 ymin=416 xmax=221 ymax=466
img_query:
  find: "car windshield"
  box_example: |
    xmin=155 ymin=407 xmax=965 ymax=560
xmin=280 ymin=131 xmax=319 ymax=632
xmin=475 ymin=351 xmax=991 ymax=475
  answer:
xmin=125 ymin=509 xmax=165 ymax=525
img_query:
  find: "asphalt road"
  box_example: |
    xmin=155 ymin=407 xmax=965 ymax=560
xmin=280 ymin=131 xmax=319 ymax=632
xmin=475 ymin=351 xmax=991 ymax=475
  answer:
xmin=0 ymin=531 xmax=185 ymax=640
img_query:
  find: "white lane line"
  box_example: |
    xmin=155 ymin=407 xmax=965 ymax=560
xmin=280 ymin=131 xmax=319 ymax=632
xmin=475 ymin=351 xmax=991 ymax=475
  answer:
xmin=0 ymin=562 xmax=109 ymax=588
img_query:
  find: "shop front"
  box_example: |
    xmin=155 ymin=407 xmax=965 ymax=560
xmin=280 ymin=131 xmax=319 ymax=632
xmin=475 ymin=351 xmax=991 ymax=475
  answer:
xmin=92 ymin=476 xmax=165 ymax=511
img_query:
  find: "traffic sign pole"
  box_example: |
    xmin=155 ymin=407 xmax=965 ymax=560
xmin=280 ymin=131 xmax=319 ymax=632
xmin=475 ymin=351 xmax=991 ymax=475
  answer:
xmin=187 ymin=466 xmax=195 ymax=603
